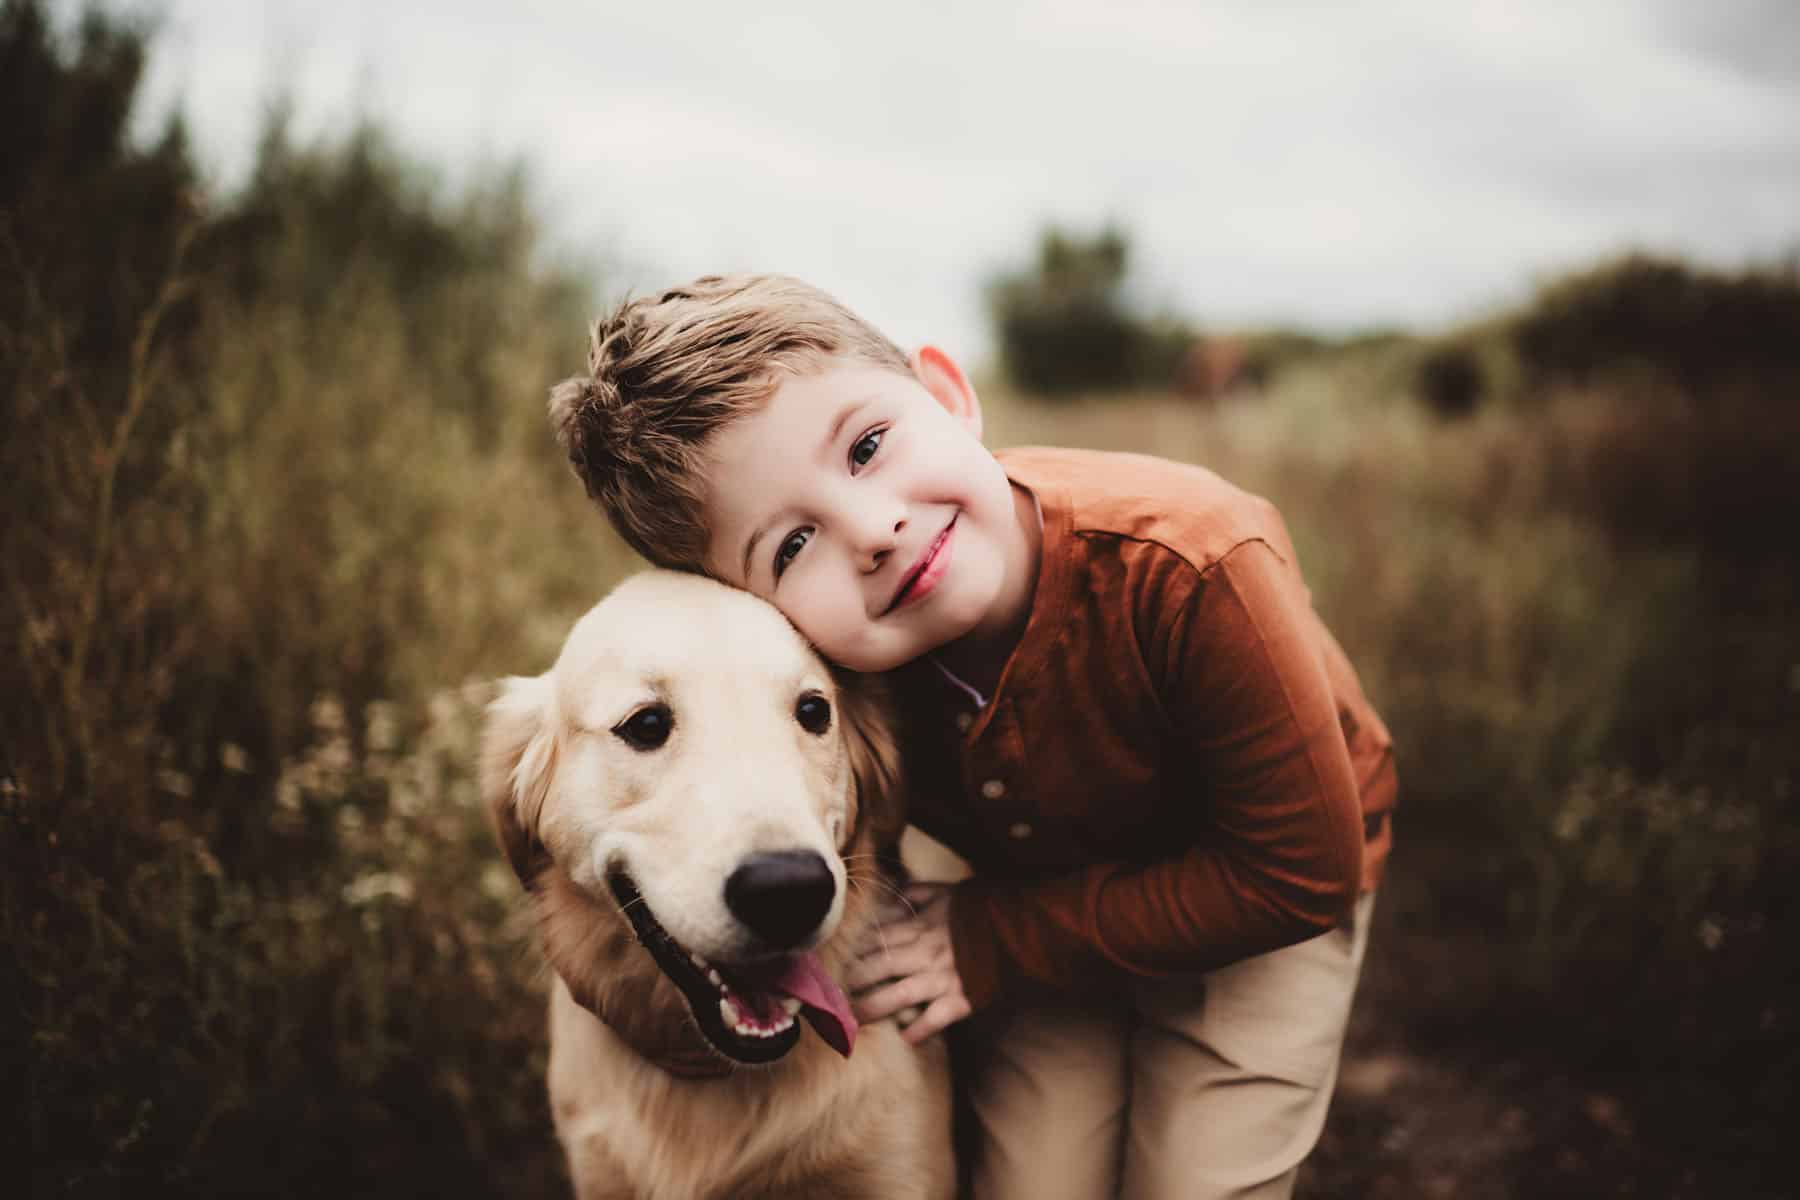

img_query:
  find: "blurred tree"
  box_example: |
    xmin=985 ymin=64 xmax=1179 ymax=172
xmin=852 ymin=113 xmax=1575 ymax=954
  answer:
xmin=986 ymin=224 xmax=1186 ymax=395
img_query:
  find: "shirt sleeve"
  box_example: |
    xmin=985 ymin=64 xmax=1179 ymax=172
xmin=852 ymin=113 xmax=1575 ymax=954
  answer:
xmin=946 ymin=537 xmax=1365 ymax=1009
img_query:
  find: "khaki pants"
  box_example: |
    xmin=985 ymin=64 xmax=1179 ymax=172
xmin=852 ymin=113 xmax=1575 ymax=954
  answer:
xmin=960 ymin=893 xmax=1374 ymax=1200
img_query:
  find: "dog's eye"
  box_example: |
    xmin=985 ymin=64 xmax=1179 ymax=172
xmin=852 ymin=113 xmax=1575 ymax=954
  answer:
xmin=795 ymin=692 xmax=831 ymax=735
xmin=614 ymin=703 xmax=673 ymax=750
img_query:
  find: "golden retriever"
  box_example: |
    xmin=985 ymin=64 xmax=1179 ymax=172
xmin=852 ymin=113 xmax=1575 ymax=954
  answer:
xmin=481 ymin=570 xmax=955 ymax=1200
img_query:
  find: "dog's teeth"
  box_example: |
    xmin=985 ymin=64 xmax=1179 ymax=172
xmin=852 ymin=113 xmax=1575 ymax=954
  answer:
xmin=706 ymin=968 xmax=723 ymax=987
xmin=689 ymin=951 xmax=709 ymax=970
xmin=719 ymin=998 xmax=799 ymax=1040
xmin=780 ymin=996 xmax=803 ymax=1016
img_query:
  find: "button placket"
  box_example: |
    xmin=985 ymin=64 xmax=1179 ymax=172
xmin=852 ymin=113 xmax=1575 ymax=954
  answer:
xmin=967 ymin=705 xmax=1040 ymax=853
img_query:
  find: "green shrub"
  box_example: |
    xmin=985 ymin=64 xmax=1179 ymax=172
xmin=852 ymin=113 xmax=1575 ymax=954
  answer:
xmin=1406 ymin=256 xmax=1800 ymax=560
xmin=1414 ymin=342 xmax=1484 ymax=418
xmin=986 ymin=224 xmax=1186 ymax=395
xmin=1513 ymin=253 xmax=1800 ymax=391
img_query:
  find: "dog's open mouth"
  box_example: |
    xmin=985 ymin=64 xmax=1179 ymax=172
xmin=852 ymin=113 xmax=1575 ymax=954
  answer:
xmin=608 ymin=871 xmax=857 ymax=1065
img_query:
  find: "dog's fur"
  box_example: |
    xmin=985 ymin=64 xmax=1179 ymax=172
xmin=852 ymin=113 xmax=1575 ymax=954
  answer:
xmin=482 ymin=571 xmax=954 ymax=1200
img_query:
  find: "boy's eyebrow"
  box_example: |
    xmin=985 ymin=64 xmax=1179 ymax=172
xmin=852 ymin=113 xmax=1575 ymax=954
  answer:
xmin=738 ymin=395 xmax=874 ymax=583
xmin=742 ymin=522 xmax=767 ymax=583
xmin=822 ymin=399 xmax=862 ymax=459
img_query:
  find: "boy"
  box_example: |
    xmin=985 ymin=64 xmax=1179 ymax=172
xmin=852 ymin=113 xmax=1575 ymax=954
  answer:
xmin=549 ymin=274 xmax=1396 ymax=1199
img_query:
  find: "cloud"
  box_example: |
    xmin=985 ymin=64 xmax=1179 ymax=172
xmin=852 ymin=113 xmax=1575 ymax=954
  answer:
xmin=138 ymin=0 xmax=1800 ymax=354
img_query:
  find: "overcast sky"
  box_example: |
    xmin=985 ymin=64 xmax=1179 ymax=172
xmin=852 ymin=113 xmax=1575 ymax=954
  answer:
xmin=133 ymin=0 xmax=1800 ymax=363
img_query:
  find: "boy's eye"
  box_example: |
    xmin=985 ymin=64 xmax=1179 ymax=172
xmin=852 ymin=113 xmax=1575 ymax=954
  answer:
xmin=774 ymin=528 xmax=811 ymax=577
xmin=850 ymin=428 xmax=883 ymax=469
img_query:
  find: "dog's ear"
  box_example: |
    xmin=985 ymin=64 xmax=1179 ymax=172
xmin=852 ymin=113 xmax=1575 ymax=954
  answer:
xmin=481 ymin=673 xmax=558 ymax=889
xmin=832 ymin=667 xmax=906 ymax=853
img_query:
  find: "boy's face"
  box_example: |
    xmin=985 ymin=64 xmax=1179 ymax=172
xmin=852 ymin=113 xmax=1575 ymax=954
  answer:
xmin=701 ymin=349 xmax=1028 ymax=673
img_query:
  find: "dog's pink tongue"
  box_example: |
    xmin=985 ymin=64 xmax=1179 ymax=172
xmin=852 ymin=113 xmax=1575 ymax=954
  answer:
xmin=771 ymin=953 xmax=857 ymax=1057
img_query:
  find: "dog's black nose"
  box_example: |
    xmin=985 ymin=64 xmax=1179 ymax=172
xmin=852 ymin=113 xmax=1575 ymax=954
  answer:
xmin=724 ymin=850 xmax=835 ymax=949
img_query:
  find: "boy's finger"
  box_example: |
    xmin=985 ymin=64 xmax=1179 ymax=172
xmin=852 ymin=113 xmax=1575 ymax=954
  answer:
xmin=850 ymin=921 xmax=922 ymax=965
xmin=900 ymin=991 xmax=973 ymax=1046
xmin=850 ymin=971 xmax=944 ymax=1024
xmin=843 ymin=957 xmax=895 ymax=993
xmin=875 ymin=894 xmax=917 ymax=921
xmin=902 ymin=882 xmax=946 ymax=907
xmin=848 ymin=937 xmax=905 ymax=969
xmin=844 ymin=939 xmax=933 ymax=991
xmin=866 ymin=916 xmax=924 ymax=946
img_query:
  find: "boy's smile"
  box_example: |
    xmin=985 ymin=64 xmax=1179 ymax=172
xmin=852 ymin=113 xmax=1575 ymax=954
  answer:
xmin=884 ymin=514 xmax=956 ymax=614
xmin=701 ymin=348 xmax=1039 ymax=674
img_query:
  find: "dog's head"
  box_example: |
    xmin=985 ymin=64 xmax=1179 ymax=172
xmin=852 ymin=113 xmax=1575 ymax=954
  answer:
xmin=481 ymin=570 xmax=903 ymax=1068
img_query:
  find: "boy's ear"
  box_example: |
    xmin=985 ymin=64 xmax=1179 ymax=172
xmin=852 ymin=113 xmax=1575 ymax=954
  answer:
xmin=909 ymin=345 xmax=982 ymax=439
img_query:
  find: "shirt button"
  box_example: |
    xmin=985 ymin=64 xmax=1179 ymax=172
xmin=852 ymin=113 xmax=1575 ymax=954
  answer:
xmin=980 ymin=778 xmax=1006 ymax=800
xmin=1008 ymin=821 xmax=1034 ymax=840
xmin=955 ymin=712 xmax=973 ymax=733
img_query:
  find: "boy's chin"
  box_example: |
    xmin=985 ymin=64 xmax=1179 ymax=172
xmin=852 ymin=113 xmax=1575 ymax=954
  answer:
xmin=827 ymin=626 xmax=953 ymax=675
xmin=830 ymin=643 xmax=922 ymax=675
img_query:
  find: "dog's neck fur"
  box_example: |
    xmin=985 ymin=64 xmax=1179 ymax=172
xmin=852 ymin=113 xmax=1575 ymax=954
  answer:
xmin=532 ymin=870 xmax=742 ymax=1079
xmin=628 ymin=1035 xmax=737 ymax=1080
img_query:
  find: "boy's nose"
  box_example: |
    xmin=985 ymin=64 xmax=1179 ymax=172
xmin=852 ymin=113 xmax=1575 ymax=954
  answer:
xmin=852 ymin=513 xmax=905 ymax=572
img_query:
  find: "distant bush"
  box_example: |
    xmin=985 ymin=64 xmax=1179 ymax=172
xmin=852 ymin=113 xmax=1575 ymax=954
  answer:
xmin=1513 ymin=252 xmax=1800 ymax=391
xmin=1413 ymin=342 xmax=1484 ymax=419
xmin=986 ymin=225 xmax=1187 ymax=395
xmin=1497 ymin=255 xmax=1800 ymax=560
xmin=1379 ymin=255 xmax=1800 ymax=559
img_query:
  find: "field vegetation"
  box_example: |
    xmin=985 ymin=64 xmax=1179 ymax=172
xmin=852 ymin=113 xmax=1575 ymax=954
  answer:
xmin=5 ymin=3 xmax=1796 ymax=1195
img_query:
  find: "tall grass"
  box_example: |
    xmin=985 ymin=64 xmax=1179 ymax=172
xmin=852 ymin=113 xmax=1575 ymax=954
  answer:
xmin=3 ymin=6 xmax=636 ymax=1191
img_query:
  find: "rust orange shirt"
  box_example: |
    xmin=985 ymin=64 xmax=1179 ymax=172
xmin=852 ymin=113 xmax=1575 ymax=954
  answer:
xmin=892 ymin=446 xmax=1397 ymax=1011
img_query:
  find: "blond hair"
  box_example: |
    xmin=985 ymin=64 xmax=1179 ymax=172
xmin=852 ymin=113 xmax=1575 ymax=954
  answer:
xmin=549 ymin=274 xmax=911 ymax=571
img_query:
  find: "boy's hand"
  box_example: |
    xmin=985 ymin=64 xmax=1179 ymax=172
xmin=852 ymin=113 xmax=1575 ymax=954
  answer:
xmin=845 ymin=882 xmax=972 ymax=1045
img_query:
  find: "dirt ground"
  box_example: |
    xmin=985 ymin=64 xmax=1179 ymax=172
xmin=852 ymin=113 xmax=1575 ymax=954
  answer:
xmin=1304 ymin=876 xmax=1781 ymax=1199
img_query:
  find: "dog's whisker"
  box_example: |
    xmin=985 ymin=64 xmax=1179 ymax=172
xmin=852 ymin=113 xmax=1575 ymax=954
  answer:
xmin=846 ymin=874 xmax=928 ymax=928
xmin=846 ymin=876 xmax=904 ymax=961
xmin=845 ymin=870 xmax=921 ymax=918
